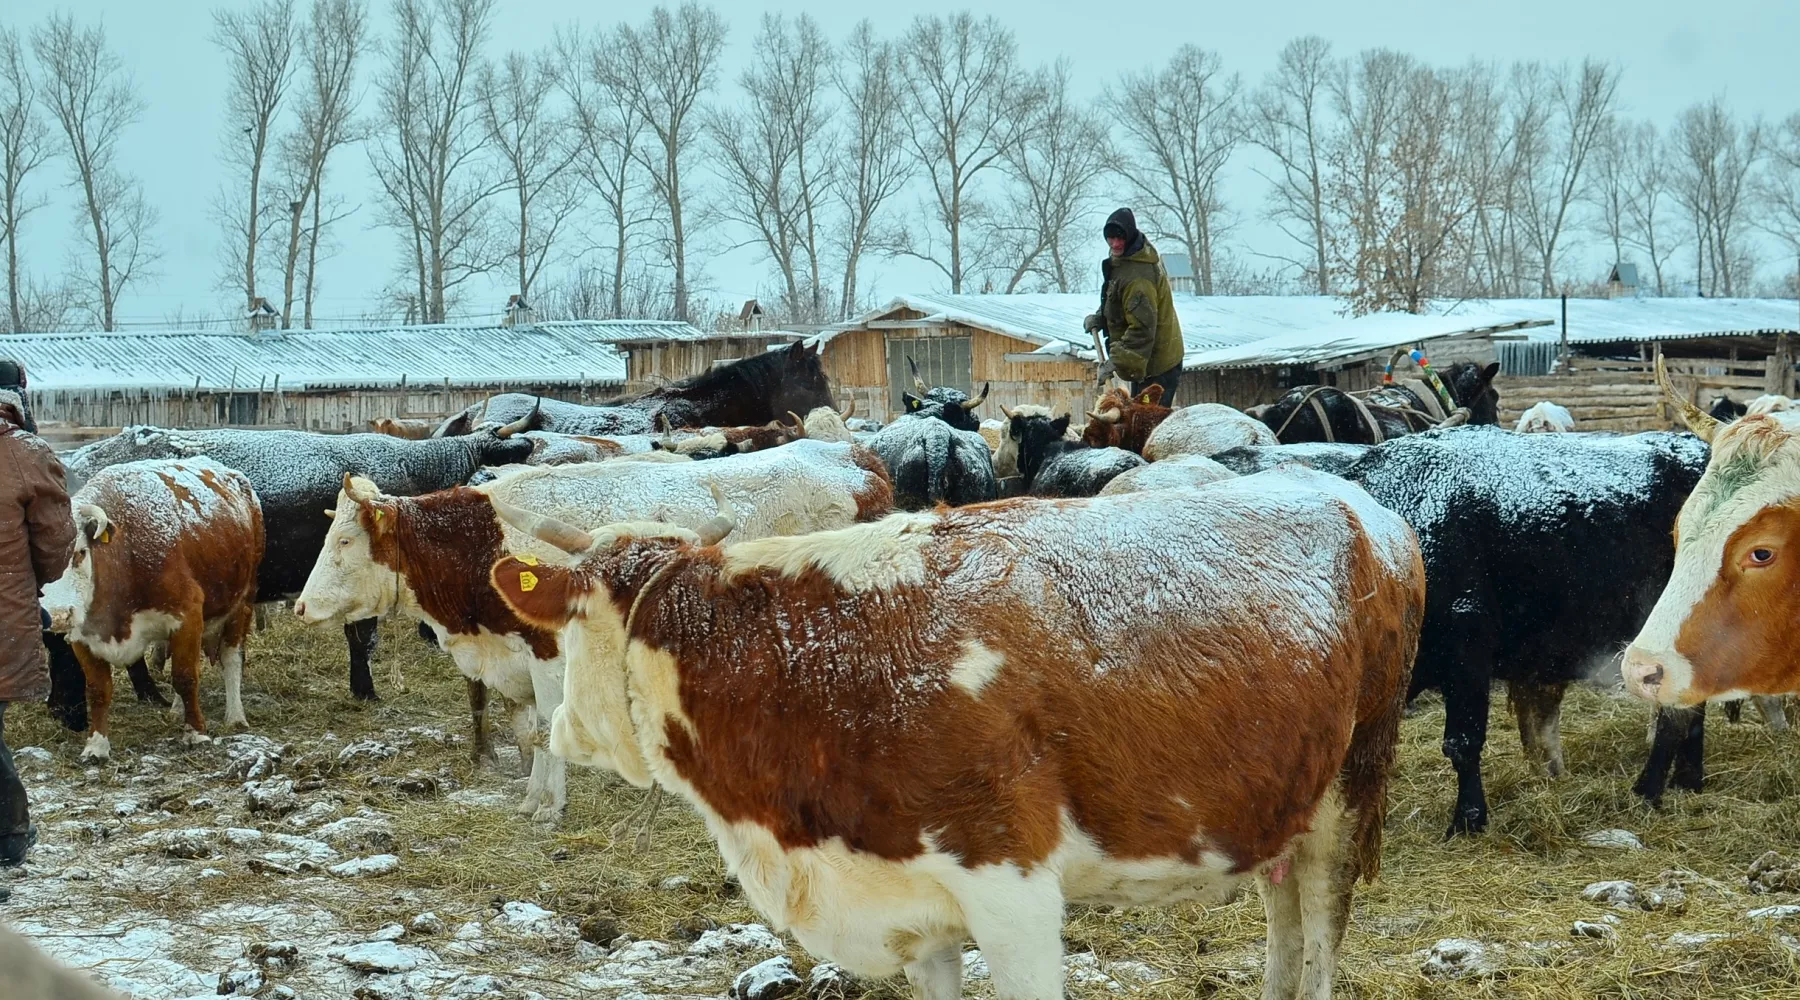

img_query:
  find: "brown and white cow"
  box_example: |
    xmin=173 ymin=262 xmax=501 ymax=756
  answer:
xmin=367 ymin=417 xmax=438 ymax=439
xmin=490 ymin=470 xmax=1423 ymax=1000
xmin=61 ymin=458 xmax=264 ymax=762
xmin=1623 ymin=365 xmax=1800 ymax=706
xmin=293 ymin=440 xmax=894 ymax=822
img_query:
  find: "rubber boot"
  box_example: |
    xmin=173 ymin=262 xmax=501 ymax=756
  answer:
xmin=0 ymin=702 xmax=34 ymax=868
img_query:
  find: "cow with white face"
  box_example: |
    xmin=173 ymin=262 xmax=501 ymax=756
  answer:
xmin=1624 ymin=361 xmax=1800 ymax=706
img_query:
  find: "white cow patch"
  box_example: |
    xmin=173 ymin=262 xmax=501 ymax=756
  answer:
xmin=947 ymin=640 xmax=1005 ymax=698
xmin=721 ymin=512 xmax=939 ymax=591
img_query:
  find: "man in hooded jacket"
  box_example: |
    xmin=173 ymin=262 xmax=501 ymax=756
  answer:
xmin=1083 ymin=208 xmax=1185 ymax=405
xmin=0 ymin=362 xmax=74 ymax=872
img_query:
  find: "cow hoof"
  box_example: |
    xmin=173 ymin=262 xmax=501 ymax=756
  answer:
xmin=78 ymin=733 xmax=112 ymax=763
xmin=181 ymin=729 xmax=212 ymax=747
xmin=1671 ymin=769 xmax=1704 ymax=794
xmin=1444 ymin=812 xmax=1487 ymax=838
xmin=531 ymin=805 xmax=562 ymax=825
xmin=1544 ymin=759 xmax=1565 ymax=779
xmin=516 ymin=795 xmax=542 ymax=818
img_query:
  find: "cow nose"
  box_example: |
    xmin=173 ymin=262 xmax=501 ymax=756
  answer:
xmin=293 ymin=600 xmax=309 ymax=619
xmin=1621 ymin=648 xmax=1666 ymax=701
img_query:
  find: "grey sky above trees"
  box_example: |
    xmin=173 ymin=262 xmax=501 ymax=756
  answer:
xmin=4 ymin=0 xmax=1800 ymax=332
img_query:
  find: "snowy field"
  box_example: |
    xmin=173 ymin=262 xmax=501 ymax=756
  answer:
xmin=7 ymin=612 xmax=1800 ymax=1000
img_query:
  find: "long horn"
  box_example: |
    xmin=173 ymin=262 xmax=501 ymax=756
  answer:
xmin=695 ymin=483 xmax=737 ymax=546
xmin=1655 ymin=356 xmax=1721 ymax=443
xmin=1001 ymin=404 xmax=1017 ymax=420
xmin=839 ymin=397 xmax=855 ymax=419
xmin=960 ymin=382 xmax=990 ymax=411
xmin=494 ymin=397 xmax=541 ymax=439
xmin=787 ymin=411 xmax=806 ymax=435
xmin=477 ymin=395 xmax=492 ymax=423
xmin=908 ymin=357 xmax=928 ymax=393
xmin=656 ymin=412 xmax=675 ymax=448
xmin=489 ymin=497 xmax=595 ymax=555
xmin=1087 ymin=407 xmax=1121 ymax=424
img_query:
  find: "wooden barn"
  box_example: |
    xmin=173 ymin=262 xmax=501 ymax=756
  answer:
xmin=1462 ymin=298 xmax=1800 ymax=431
xmin=812 ymin=294 xmax=1548 ymax=422
xmin=609 ymin=325 xmax=804 ymax=393
xmin=0 ymin=319 xmax=660 ymax=439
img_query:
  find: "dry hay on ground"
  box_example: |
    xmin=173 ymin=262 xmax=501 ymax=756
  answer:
xmin=5 ymin=614 xmax=1800 ymax=998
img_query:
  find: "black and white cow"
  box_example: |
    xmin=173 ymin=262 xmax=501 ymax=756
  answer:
xmin=1002 ymin=410 xmax=1144 ymax=498
xmin=864 ymin=364 xmax=998 ymax=511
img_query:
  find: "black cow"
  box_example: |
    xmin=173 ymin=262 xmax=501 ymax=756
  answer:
xmin=899 ymin=357 xmax=988 ymax=432
xmin=1004 ymin=411 xmax=1144 ymax=497
xmin=436 ymin=341 xmax=833 ymax=436
xmin=1211 ymin=441 xmax=1372 ymax=478
xmin=1707 ymin=395 xmax=1748 ymax=422
xmin=1216 ymin=429 xmax=1707 ymax=835
xmin=1257 ymin=362 xmax=1501 ymax=444
xmin=59 ymin=424 xmax=533 ymax=700
xmin=864 ymin=361 xmax=999 ymax=510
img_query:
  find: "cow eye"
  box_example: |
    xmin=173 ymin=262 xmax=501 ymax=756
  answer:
xmin=1747 ymin=547 xmax=1776 ymax=567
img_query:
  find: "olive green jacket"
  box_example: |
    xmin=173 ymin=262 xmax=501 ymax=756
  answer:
xmin=1099 ymin=242 xmax=1184 ymax=380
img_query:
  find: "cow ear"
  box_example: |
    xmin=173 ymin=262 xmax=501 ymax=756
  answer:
xmin=491 ymin=555 xmax=579 ymax=629
xmin=1138 ymin=384 xmax=1164 ymax=405
xmin=1052 ymin=415 xmax=1071 ymax=436
xmin=904 ymin=393 xmax=922 ymax=410
xmin=1481 ymin=362 xmax=1500 ymax=382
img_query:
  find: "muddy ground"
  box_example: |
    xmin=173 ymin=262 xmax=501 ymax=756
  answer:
xmin=5 ymin=612 xmax=1800 ymax=999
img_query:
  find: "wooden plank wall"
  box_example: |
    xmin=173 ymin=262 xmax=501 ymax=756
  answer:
xmin=27 ymin=381 xmax=625 ymax=434
xmin=820 ymin=323 xmax=1096 ymax=423
xmin=626 ymin=338 xmax=788 ymax=387
xmin=1495 ymin=349 xmax=1797 ymax=432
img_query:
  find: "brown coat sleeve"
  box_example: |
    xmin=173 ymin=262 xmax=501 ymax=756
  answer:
xmin=22 ymin=437 xmax=75 ymax=588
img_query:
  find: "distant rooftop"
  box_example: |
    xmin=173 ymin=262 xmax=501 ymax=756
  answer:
xmin=1 ymin=319 xmax=647 ymax=392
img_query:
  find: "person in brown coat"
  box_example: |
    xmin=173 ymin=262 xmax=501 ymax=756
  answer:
xmin=1 ymin=373 xmax=74 ymax=871
xmin=0 ymin=923 xmax=124 ymax=998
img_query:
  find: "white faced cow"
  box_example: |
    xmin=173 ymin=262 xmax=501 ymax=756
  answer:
xmin=293 ymin=440 xmax=893 ymax=823
xmin=1624 ymin=364 xmax=1800 ymax=706
xmin=490 ymin=470 xmax=1423 ymax=1000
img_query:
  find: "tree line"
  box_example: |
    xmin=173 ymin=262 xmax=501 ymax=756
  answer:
xmin=4 ymin=2 xmax=1800 ymax=333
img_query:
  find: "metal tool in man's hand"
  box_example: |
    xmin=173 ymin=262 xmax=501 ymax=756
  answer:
xmin=1087 ymin=323 xmax=1117 ymax=387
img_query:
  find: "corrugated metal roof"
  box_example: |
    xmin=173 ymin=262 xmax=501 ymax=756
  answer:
xmin=1464 ymin=297 xmax=1800 ymax=345
xmin=820 ymin=293 xmax=1549 ymax=369
xmin=598 ymin=323 xmax=800 ymax=345
xmin=0 ymin=320 xmax=638 ymax=392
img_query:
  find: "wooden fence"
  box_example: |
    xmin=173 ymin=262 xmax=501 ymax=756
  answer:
xmin=1497 ymin=344 xmax=1797 ymax=432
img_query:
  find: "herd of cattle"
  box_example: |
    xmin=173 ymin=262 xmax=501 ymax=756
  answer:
xmin=29 ymin=338 xmax=1800 ymax=999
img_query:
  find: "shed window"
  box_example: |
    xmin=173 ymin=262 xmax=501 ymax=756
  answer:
xmin=886 ymin=335 xmax=973 ymax=413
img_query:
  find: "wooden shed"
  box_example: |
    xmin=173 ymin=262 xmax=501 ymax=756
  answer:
xmin=607 ymin=327 xmax=804 ymax=394
xmin=0 ymin=319 xmax=652 ymax=439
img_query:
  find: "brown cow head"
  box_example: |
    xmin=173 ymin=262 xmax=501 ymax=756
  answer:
xmin=1082 ymin=384 xmax=1171 ymax=454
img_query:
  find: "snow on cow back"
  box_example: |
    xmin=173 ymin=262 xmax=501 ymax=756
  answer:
xmin=1144 ymin=403 xmax=1278 ymax=461
xmin=1099 ymin=454 xmax=1238 ymax=495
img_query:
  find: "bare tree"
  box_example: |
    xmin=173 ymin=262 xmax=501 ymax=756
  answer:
xmin=1250 ymin=36 xmax=1337 ymax=294
xmin=896 ymin=12 xmax=1041 ymax=293
xmin=479 ymin=48 xmax=579 ymax=307
xmin=368 ymin=0 xmax=501 ymax=324
xmin=1514 ymin=59 xmax=1617 ymax=293
xmin=707 ymin=13 xmax=835 ymax=320
xmin=1 ymin=28 xmax=54 ymax=333
xmin=990 ymin=60 xmax=1110 ymax=292
xmin=275 ymin=0 xmax=366 ymax=328
xmin=1671 ymin=98 xmax=1763 ymax=296
xmin=1618 ymin=122 xmax=1680 ymax=295
xmin=1758 ymin=112 xmax=1800 ymax=261
xmin=32 ymin=15 xmax=159 ymax=331
xmin=212 ymin=0 xmax=298 ymax=312
xmin=596 ymin=3 xmax=727 ymax=322
xmin=830 ymin=19 xmax=910 ymax=317
xmin=1108 ymin=46 xmax=1243 ymax=295
xmin=556 ymin=26 xmax=651 ymax=319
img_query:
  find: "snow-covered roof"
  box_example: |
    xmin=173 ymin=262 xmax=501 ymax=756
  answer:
xmin=1452 ymin=297 xmax=1800 ymax=345
xmin=1 ymin=320 xmax=633 ymax=392
xmin=820 ymin=293 xmax=1548 ymax=370
xmin=594 ymin=322 xmax=798 ymax=345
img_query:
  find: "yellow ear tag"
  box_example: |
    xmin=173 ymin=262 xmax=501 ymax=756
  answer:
xmin=98 ymin=527 xmax=112 ymax=544
xmin=373 ymin=509 xmax=383 ymax=521
xmin=518 ymin=554 xmax=539 ymax=566
xmin=518 ymin=570 xmax=539 ymax=592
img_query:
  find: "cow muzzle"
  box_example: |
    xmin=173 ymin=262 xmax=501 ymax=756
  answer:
xmin=1621 ymin=646 xmax=1688 ymax=705
xmin=294 ymin=599 xmax=330 ymax=625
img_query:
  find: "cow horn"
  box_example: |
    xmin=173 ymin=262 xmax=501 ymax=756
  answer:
xmin=960 ymin=382 xmax=990 ymax=411
xmin=490 ymin=497 xmax=595 ymax=555
xmin=908 ymin=357 xmax=928 ymax=393
xmin=476 ymin=395 xmax=492 ymax=423
xmin=341 ymin=473 xmax=381 ymax=505
xmin=1001 ymin=404 xmax=1017 ymax=420
xmin=1655 ymin=356 xmax=1721 ymax=443
xmin=839 ymin=397 xmax=856 ymax=419
xmin=494 ymin=398 xmax=541 ymax=439
xmin=323 ymin=508 xmax=337 ymax=520
xmin=695 ymin=483 xmax=737 ymax=546
xmin=1087 ymin=407 xmax=1121 ymax=424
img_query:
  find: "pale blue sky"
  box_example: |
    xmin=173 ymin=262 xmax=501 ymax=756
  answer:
xmin=7 ymin=0 xmax=1798 ymax=327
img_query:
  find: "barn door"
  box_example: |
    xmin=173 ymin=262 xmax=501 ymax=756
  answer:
xmin=886 ymin=335 xmax=973 ymax=413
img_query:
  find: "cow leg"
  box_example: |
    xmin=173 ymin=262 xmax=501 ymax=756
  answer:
xmin=510 ymin=701 xmax=538 ymax=781
xmin=956 ymin=868 xmax=1065 ymax=1000
xmin=1257 ymin=868 xmax=1304 ymax=1000
xmin=126 ymin=657 xmax=170 ymax=707
xmin=466 ymin=680 xmax=493 ymax=765
xmin=73 ymin=644 xmax=115 ymax=763
xmin=1507 ymin=680 xmax=1568 ymax=778
xmin=220 ymin=605 xmax=254 ymax=730
xmin=1635 ymin=705 xmax=1704 ymax=802
xmin=345 ymin=618 xmax=380 ymax=701
xmin=524 ymin=658 xmax=566 ymax=824
xmin=1756 ymin=695 xmax=1790 ymax=732
xmin=43 ymin=631 xmax=89 ymax=733
xmin=167 ymin=614 xmax=209 ymax=743
xmin=902 ymin=943 xmax=963 ymax=1000
xmin=1670 ymin=705 xmax=1708 ymax=793
xmin=1723 ymin=699 xmax=1744 ymax=724
xmin=1440 ymin=672 xmax=1492 ymax=837
xmin=1293 ymin=796 xmax=1355 ymax=1000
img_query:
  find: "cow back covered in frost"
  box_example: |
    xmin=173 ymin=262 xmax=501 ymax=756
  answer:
xmin=489 ymin=475 xmax=1423 ymax=1000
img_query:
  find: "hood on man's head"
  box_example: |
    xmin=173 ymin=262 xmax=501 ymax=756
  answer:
xmin=1103 ymin=207 xmax=1139 ymax=242
xmin=0 ymin=387 xmax=24 ymax=425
